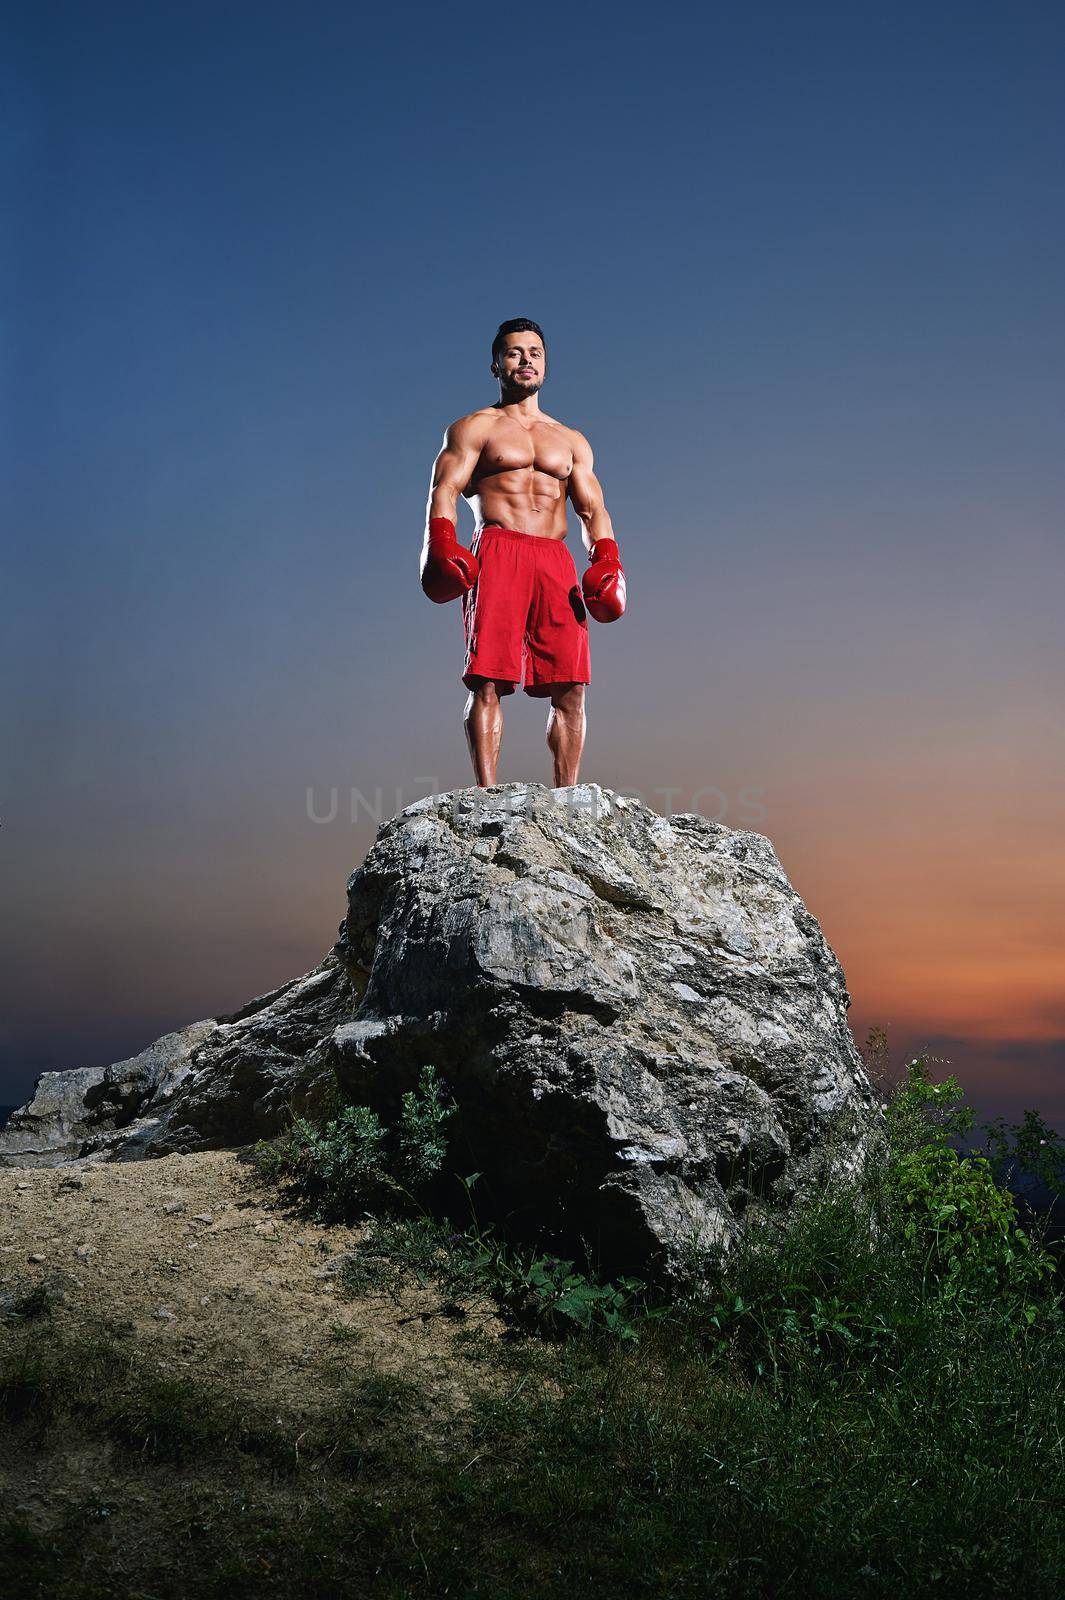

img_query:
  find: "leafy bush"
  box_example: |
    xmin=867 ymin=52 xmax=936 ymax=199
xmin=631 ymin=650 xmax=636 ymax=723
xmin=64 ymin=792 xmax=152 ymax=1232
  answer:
xmin=687 ymin=1054 xmax=1062 ymax=1385
xmin=885 ymin=1058 xmax=1055 ymax=1319
xmin=889 ymin=1140 xmax=1053 ymax=1316
xmin=250 ymin=1065 xmax=454 ymax=1222
xmin=882 ymin=1053 xmax=975 ymax=1155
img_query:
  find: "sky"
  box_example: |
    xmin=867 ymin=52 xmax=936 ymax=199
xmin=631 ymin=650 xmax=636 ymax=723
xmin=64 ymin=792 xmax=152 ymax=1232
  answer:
xmin=3 ymin=1 xmax=1063 ymax=1128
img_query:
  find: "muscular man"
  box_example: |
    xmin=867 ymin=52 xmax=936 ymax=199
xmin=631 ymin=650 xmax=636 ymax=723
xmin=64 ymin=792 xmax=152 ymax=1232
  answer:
xmin=420 ymin=317 xmax=626 ymax=788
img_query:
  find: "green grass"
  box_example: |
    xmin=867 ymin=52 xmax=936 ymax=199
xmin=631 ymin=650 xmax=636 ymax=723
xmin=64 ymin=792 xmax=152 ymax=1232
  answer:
xmin=1 ymin=1288 xmax=1062 ymax=1599
xmin=2 ymin=1052 xmax=1063 ymax=1598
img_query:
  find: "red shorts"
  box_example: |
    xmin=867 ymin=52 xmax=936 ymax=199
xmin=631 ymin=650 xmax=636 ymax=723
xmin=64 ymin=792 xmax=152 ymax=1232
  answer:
xmin=461 ymin=526 xmax=591 ymax=697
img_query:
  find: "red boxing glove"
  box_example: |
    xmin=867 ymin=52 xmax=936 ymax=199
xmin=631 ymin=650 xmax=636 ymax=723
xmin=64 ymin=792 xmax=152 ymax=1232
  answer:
xmin=582 ymin=538 xmax=626 ymax=623
xmin=420 ymin=517 xmax=480 ymax=604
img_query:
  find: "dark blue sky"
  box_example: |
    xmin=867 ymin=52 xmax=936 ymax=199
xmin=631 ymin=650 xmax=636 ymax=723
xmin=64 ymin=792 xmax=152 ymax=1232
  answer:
xmin=3 ymin=2 xmax=1063 ymax=1123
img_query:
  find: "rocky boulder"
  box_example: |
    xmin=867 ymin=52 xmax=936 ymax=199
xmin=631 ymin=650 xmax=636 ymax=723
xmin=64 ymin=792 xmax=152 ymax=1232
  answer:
xmin=0 ymin=958 xmax=351 ymax=1167
xmin=325 ymin=783 xmax=884 ymax=1275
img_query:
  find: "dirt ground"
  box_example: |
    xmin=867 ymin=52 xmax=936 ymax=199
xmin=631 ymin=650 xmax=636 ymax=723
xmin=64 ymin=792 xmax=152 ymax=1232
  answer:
xmin=0 ymin=1149 xmax=504 ymax=1428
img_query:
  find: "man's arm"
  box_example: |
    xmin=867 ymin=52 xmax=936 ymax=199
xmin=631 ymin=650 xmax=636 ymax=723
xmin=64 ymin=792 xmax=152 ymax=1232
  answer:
xmin=569 ymin=430 xmax=626 ymax=623
xmin=419 ymin=417 xmax=484 ymax=604
xmin=427 ymin=416 xmax=484 ymax=527
xmin=567 ymin=430 xmax=617 ymax=555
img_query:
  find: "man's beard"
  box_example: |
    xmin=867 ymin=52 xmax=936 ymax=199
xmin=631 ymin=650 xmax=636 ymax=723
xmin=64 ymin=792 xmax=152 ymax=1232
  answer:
xmin=503 ymin=375 xmax=543 ymax=396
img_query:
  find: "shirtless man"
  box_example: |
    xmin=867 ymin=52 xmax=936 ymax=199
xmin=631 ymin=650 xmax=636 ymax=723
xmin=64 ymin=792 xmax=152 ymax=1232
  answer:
xmin=420 ymin=317 xmax=626 ymax=788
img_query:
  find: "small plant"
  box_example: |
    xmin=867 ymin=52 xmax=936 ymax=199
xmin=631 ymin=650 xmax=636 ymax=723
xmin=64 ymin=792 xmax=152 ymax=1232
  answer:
xmin=890 ymin=1140 xmax=1054 ymax=1316
xmin=326 ymin=1322 xmax=362 ymax=1344
xmin=473 ymin=1242 xmax=646 ymax=1341
xmin=883 ymin=1055 xmax=975 ymax=1156
xmin=260 ymin=1102 xmax=389 ymax=1222
xmin=395 ymin=1068 xmax=455 ymax=1189
xmin=250 ymin=1065 xmax=454 ymax=1222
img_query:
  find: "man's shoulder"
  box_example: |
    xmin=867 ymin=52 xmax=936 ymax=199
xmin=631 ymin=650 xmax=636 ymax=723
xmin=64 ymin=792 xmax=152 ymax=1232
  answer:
xmin=445 ymin=406 xmax=499 ymax=440
xmin=551 ymin=417 xmax=592 ymax=457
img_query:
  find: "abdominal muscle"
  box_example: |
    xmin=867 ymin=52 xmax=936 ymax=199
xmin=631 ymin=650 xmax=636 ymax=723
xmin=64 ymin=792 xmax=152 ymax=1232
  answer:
xmin=465 ymin=466 xmax=570 ymax=542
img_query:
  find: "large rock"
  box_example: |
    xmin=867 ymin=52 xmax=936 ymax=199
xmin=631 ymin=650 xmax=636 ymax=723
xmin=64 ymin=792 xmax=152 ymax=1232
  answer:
xmin=0 ymin=957 xmax=352 ymax=1167
xmin=0 ymin=1022 xmax=215 ymax=1167
xmin=144 ymin=958 xmax=352 ymax=1155
xmin=325 ymin=783 xmax=884 ymax=1275
xmin=0 ymin=783 xmax=884 ymax=1279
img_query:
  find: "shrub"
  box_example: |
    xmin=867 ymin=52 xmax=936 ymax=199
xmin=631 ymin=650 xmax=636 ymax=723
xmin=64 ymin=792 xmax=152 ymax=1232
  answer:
xmin=882 ymin=1054 xmax=975 ymax=1156
xmin=250 ymin=1064 xmax=454 ymax=1222
xmin=884 ymin=1058 xmax=1055 ymax=1320
xmin=889 ymin=1140 xmax=1053 ymax=1317
xmin=684 ymin=1055 xmax=1062 ymax=1384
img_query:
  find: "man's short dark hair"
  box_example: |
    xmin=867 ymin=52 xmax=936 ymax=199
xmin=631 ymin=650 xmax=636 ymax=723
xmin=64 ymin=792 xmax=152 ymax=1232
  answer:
xmin=492 ymin=318 xmax=546 ymax=365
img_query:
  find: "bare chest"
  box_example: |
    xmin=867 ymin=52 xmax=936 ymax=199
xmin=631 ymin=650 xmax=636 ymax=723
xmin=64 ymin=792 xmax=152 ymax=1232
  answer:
xmin=473 ymin=420 xmax=574 ymax=483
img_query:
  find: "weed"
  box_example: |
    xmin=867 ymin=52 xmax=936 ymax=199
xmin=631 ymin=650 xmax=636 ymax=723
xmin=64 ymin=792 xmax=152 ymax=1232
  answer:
xmin=250 ymin=1064 xmax=454 ymax=1223
xmin=885 ymin=1058 xmax=1055 ymax=1320
xmin=1 ymin=1281 xmax=57 ymax=1324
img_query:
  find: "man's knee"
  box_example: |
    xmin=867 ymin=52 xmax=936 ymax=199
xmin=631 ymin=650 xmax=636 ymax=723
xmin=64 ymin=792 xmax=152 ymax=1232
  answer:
xmin=466 ymin=678 xmax=501 ymax=702
xmin=548 ymin=683 xmax=586 ymax=717
xmin=464 ymin=680 xmax=505 ymax=721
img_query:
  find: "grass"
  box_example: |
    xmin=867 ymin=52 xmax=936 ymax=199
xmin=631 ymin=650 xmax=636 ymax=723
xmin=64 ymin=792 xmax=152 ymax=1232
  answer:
xmin=1 ymin=1287 xmax=1062 ymax=1598
xmin=2 ymin=1048 xmax=1063 ymax=1597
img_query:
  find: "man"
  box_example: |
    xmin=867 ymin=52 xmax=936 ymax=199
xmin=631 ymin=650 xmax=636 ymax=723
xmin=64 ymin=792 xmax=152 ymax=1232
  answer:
xmin=420 ymin=317 xmax=626 ymax=788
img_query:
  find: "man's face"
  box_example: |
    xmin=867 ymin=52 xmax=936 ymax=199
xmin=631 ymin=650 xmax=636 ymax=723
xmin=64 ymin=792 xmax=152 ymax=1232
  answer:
xmin=492 ymin=334 xmax=546 ymax=394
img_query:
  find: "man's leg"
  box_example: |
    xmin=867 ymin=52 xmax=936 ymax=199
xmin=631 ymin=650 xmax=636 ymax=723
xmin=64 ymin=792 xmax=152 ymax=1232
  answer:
xmin=464 ymin=679 xmax=505 ymax=786
xmin=546 ymin=683 xmax=586 ymax=787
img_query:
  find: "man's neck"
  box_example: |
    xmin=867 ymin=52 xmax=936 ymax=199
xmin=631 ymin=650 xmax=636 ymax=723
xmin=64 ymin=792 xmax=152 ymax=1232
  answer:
xmin=496 ymin=388 xmax=542 ymax=421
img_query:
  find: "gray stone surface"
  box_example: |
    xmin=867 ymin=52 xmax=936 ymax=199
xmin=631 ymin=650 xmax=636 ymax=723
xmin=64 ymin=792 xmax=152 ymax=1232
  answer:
xmin=327 ymin=783 xmax=885 ymax=1275
xmin=0 ymin=783 xmax=883 ymax=1277
xmin=0 ymin=1024 xmax=213 ymax=1168
xmin=146 ymin=957 xmax=353 ymax=1154
xmin=0 ymin=957 xmax=352 ymax=1167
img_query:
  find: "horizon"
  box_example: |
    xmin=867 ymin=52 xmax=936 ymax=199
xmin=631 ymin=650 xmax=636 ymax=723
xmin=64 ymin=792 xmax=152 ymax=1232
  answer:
xmin=1 ymin=774 xmax=1058 ymax=1133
